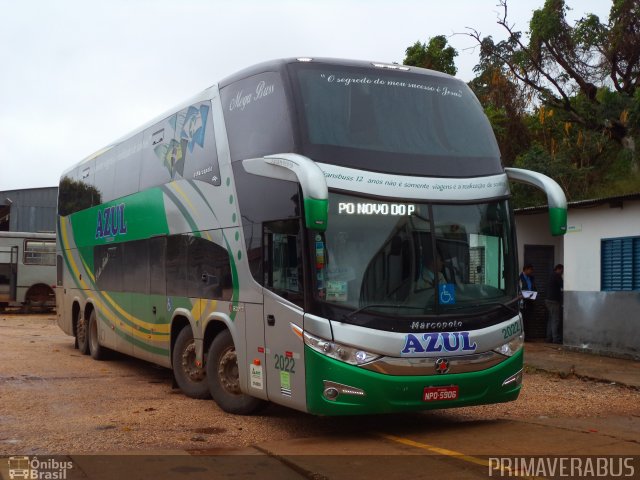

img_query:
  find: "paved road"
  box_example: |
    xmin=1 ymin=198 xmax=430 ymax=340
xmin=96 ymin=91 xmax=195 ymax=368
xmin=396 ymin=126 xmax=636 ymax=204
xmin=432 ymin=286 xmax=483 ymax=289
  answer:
xmin=1 ymin=314 xmax=639 ymax=479
xmin=2 ymin=418 xmax=639 ymax=480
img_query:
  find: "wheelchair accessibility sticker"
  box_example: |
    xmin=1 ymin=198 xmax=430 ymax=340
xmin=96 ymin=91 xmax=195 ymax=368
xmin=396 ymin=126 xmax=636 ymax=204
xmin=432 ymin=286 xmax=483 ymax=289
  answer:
xmin=439 ymin=284 xmax=456 ymax=305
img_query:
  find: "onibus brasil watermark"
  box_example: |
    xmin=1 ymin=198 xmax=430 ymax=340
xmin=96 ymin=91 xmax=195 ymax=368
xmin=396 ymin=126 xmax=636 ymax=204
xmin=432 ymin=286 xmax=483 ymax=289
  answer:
xmin=7 ymin=456 xmax=73 ymax=480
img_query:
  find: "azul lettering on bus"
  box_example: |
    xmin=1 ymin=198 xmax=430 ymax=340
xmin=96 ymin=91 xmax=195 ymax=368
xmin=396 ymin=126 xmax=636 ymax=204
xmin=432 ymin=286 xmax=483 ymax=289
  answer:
xmin=401 ymin=332 xmax=477 ymax=356
xmin=95 ymin=204 xmax=128 ymax=239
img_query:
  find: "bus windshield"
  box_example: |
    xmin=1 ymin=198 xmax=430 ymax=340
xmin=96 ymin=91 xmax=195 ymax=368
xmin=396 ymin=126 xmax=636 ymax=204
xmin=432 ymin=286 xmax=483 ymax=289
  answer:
xmin=312 ymin=193 xmax=517 ymax=319
xmin=290 ymin=63 xmax=502 ymax=177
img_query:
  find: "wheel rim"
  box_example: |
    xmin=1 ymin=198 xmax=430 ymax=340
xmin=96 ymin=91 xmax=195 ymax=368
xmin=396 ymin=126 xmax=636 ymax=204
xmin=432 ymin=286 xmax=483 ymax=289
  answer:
xmin=181 ymin=341 xmax=205 ymax=382
xmin=217 ymin=346 xmax=241 ymax=394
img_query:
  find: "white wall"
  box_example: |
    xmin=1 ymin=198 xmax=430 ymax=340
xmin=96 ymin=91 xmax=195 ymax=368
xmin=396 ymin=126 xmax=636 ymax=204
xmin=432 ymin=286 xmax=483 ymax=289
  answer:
xmin=514 ymin=213 xmax=564 ymax=269
xmin=515 ymin=199 xmax=640 ymax=357
xmin=564 ymin=202 xmax=640 ymax=292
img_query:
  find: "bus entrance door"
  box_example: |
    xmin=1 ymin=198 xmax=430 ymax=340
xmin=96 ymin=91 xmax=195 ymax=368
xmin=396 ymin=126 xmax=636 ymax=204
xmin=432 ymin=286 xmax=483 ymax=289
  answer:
xmin=0 ymin=245 xmax=18 ymax=304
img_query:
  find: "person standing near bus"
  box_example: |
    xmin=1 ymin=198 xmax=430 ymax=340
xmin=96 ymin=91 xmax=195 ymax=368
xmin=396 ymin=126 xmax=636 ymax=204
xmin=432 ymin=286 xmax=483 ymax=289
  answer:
xmin=519 ymin=263 xmax=537 ymax=331
xmin=545 ymin=264 xmax=564 ymax=344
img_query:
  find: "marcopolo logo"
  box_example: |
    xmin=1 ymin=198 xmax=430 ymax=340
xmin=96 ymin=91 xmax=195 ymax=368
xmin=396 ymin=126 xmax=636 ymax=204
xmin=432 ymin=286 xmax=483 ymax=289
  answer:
xmin=401 ymin=332 xmax=477 ymax=356
xmin=95 ymin=203 xmax=127 ymax=240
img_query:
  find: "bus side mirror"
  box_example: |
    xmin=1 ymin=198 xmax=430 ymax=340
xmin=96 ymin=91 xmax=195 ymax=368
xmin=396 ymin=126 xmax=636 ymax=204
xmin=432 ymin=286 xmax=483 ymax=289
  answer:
xmin=242 ymin=154 xmax=329 ymax=231
xmin=505 ymin=168 xmax=568 ymax=236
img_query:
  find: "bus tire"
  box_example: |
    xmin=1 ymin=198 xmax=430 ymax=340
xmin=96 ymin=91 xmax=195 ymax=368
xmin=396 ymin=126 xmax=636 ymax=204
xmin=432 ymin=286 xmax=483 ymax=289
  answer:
xmin=206 ymin=329 xmax=266 ymax=415
xmin=172 ymin=327 xmax=210 ymax=399
xmin=76 ymin=314 xmax=90 ymax=355
xmin=88 ymin=310 xmax=107 ymax=360
xmin=24 ymin=284 xmax=54 ymax=313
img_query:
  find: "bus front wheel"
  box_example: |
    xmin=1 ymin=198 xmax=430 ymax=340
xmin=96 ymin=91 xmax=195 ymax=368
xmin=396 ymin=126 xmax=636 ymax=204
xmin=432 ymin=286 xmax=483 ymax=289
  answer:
xmin=206 ymin=329 xmax=266 ymax=415
xmin=172 ymin=327 xmax=211 ymax=399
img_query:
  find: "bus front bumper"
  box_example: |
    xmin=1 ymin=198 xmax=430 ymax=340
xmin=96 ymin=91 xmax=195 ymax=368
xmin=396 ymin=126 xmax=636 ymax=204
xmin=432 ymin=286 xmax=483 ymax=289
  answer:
xmin=305 ymin=346 xmax=523 ymax=416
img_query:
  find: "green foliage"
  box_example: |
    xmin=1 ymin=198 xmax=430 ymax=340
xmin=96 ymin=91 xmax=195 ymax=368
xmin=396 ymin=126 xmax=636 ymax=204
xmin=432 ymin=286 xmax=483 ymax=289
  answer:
xmin=403 ymin=35 xmax=458 ymax=75
xmin=471 ymin=0 xmax=639 ymax=134
xmin=404 ymin=1 xmax=640 ymax=207
xmin=58 ymin=176 xmax=101 ymax=216
xmin=469 ymin=64 xmax=531 ymax=166
xmin=462 ymin=0 xmax=640 ymax=207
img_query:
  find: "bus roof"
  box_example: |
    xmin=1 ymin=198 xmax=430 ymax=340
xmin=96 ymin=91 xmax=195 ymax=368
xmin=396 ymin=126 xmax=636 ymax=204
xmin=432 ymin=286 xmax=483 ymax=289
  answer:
xmin=62 ymin=57 xmax=461 ymax=179
xmin=0 ymin=231 xmax=55 ymax=239
xmin=218 ymin=57 xmax=452 ymax=87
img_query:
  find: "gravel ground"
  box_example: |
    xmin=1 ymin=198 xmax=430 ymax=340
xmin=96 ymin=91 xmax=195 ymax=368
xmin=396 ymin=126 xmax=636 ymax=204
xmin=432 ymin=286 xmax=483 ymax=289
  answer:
xmin=1 ymin=314 xmax=638 ymax=455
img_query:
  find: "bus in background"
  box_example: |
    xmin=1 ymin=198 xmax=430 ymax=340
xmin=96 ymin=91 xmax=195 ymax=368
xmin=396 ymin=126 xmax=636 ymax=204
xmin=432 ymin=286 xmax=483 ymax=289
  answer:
xmin=56 ymin=58 xmax=566 ymax=415
xmin=0 ymin=232 xmax=56 ymax=312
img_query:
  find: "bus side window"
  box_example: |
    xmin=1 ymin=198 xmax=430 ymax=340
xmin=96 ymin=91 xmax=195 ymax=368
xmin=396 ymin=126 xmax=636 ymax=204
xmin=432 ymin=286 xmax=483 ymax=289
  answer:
xmin=263 ymin=219 xmax=303 ymax=306
xmin=112 ymin=134 xmax=143 ymax=199
xmin=179 ymin=102 xmax=221 ymax=186
xmin=59 ymin=168 xmax=101 ymax=216
xmin=186 ymin=235 xmax=232 ymax=301
xmin=166 ymin=235 xmax=189 ymax=297
xmin=140 ymin=115 xmax=177 ymax=191
xmin=122 ymin=240 xmax=149 ymax=294
xmin=94 ymin=244 xmax=123 ymax=292
xmin=23 ymin=240 xmax=56 ymax=266
xmin=220 ymin=71 xmax=294 ymax=162
xmin=149 ymin=237 xmax=166 ymax=296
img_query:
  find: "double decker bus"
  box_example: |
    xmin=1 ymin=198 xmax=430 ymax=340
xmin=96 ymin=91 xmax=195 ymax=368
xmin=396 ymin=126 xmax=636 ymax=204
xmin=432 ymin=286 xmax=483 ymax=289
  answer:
xmin=56 ymin=58 xmax=566 ymax=415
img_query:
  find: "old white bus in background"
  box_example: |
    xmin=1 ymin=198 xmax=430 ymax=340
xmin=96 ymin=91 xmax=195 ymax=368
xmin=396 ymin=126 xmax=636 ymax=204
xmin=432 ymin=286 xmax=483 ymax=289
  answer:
xmin=0 ymin=232 xmax=56 ymax=312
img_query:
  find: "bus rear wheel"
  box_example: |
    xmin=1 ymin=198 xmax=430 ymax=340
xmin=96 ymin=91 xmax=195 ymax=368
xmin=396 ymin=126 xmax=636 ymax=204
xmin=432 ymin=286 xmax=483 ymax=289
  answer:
xmin=76 ymin=314 xmax=90 ymax=355
xmin=88 ymin=310 xmax=107 ymax=360
xmin=172 ymin=327 xmax=210 ymax=399
xmin=206 ymin=330 xmax=266 ymax=415
xmin=23 ymin=284 xmax=55 ymax=313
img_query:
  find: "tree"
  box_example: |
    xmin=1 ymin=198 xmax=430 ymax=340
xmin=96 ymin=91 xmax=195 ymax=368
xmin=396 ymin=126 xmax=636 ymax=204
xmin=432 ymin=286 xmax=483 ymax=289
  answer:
xmin=468 ymin=0 xmax=639 ymax=144
xmin=466 ymin=0 xmax=640 ymax=203
xmin=469 ymin=60 xmax=531 ymax=166
xmin=58 ymin=177 xmax=101 ymax=216
xmin=404 ymin=35 xmax=458 ymax=75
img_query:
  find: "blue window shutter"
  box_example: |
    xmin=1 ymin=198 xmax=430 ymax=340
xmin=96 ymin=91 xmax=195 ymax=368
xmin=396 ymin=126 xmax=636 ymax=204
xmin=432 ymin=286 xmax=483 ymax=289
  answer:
xmin=602 ymin=237 xmax=640 ymax=291
xmin=601 ymin=238 xmax=618 ymax=290
xmin=634 ymin=238 xmax=640 ymax=290
xmin=621 ymin=238 xmax=631 ymax=291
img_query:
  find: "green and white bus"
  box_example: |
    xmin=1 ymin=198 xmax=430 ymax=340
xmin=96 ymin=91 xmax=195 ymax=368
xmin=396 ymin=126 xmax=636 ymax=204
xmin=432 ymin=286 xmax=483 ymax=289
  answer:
xmin=56 ymin=58 xmax=567 ymax=415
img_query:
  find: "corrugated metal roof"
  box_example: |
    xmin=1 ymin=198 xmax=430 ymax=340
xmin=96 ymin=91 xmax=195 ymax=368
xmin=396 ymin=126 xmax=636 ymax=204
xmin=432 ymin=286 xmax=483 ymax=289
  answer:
xmin=1 ymin=187 xmax=57 ymax=232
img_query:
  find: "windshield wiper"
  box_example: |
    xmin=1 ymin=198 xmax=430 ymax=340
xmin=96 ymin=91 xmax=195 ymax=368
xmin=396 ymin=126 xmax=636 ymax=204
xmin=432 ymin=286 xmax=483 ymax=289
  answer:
xmin=442 ymin=299 xmax=519 ymax=316
xmin=342 ymin=304 xmax=422 ymax=322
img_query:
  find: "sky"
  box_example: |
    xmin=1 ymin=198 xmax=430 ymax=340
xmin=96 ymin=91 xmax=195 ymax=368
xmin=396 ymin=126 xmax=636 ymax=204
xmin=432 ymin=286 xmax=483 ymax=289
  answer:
xmin=0 ymin=0 xmax=612 ymax=191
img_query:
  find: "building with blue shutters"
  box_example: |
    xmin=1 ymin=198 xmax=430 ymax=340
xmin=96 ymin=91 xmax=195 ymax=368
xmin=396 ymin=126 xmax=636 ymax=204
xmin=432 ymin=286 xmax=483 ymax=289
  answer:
xmin=515 ymin=193 xmax=640 ymax=359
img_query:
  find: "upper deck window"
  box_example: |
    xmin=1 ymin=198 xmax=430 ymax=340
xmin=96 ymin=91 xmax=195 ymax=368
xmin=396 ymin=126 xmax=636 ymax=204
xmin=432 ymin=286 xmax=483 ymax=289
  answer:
xmin=289 ymin=64 xmax=502 ymax=177
xmin=220 ymin=71 xmax=295 ymax=162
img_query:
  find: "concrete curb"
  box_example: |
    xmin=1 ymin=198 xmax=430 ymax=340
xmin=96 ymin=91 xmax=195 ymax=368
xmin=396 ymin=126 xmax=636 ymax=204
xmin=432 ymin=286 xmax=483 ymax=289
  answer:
xmin=524 ymin=343 xmax=640 ymax=390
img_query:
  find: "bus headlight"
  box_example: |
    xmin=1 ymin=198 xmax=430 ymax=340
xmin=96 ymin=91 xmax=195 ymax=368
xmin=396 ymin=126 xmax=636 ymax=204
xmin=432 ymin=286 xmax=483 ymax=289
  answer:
xmin=493 ymin=333 xmax=524 ymax=357
xmin=303 ymin=331 xmax=381 ymax=365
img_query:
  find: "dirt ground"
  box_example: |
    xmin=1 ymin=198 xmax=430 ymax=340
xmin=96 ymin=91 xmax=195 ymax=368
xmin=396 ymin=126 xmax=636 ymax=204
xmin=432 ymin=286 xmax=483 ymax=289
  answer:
xmin=1 ymin=313 xmax=639 ymax=455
